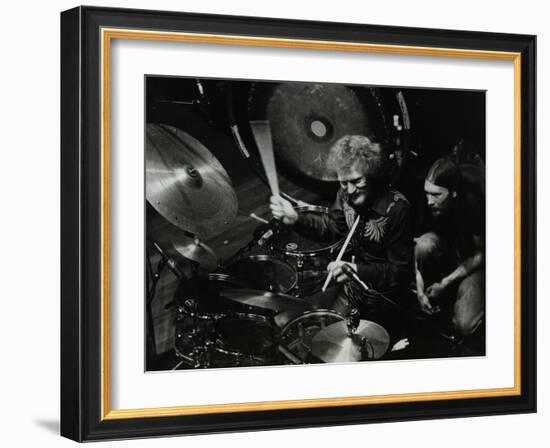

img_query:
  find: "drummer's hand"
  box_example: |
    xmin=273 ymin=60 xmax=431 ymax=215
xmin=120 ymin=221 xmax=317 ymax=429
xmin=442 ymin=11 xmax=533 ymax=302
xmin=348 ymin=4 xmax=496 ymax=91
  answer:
xmin=270 ymin=195 xmax=298 ymax=225
xmin=327 ymin=261 xmax=358 ymax=283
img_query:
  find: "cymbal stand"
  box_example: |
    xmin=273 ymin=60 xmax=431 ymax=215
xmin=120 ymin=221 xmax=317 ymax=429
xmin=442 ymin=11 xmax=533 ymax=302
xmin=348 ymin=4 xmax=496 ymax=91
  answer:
xmin=346 ymin=308 xmax=375 ymax=360
xmin=146 ymin=248 xmax=167 ymax=367
xmin=177 ymin=299 xmax=220 ymax=368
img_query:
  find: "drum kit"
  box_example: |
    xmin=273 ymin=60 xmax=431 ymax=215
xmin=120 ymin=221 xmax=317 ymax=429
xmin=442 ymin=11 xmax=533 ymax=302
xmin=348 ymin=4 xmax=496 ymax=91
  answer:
xmin=146 ymin=80 xmax=413 ymax=369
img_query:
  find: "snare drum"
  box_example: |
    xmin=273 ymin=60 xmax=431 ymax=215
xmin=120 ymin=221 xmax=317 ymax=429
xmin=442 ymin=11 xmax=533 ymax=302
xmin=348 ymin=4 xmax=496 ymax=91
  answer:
xmin=279 ymin=309 xmax=345 ymax=363
xmin=225 ymin=254 xmax=297 ymax=294
xmin=271 ymin=206 xmax=345 ymax=296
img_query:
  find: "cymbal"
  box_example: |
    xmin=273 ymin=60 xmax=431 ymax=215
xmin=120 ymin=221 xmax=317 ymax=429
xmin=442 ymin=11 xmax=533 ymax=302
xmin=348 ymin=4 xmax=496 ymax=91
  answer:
xmin=147 ymin=204 xmax=218 ymax=271
xmin=146 ymin=123 xmax=238 ymax=239
xmin=220 ymin=289 xmax=312 ymax=312
xmin=264 ymin=83 xmax=375 ymax=181
xmin=173 ymin=238 xmax=218 ymax=271
xmin=311 ymin=319 xmax=390 ymax=362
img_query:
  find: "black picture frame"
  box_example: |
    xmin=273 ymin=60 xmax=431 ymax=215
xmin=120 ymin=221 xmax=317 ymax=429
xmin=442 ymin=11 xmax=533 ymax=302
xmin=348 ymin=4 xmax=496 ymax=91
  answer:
xmin=61 ymin=5 xmax=536 ymax=442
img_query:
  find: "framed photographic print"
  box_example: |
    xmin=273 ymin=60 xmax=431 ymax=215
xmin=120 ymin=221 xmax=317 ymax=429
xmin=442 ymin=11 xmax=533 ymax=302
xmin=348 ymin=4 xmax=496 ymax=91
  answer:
xmin=60 ymin=6 xmax=536 ymax=442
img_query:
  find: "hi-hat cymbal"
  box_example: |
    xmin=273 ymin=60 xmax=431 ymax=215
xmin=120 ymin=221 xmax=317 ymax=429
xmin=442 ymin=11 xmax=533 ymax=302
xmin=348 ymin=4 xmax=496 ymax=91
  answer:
xmin=146 ymin=123 xmax=238 ymax=239
xmin=311 ymin=319 xmax=390 ymax=362
xmin=173 ymin=238 xmax=218 ymax=271
xmin=147 ymin=204 xmax=218 ymax=271
xmin=220 ymin=289 xmax=312 ymax=312
xmin=263 ymin=83 xmax=376 ymax=181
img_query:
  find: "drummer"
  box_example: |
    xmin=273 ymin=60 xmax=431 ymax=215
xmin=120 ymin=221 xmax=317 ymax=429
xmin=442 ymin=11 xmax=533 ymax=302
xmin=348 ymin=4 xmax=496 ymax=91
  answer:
xmin=270 ymin=135 xmax=414 ymax=328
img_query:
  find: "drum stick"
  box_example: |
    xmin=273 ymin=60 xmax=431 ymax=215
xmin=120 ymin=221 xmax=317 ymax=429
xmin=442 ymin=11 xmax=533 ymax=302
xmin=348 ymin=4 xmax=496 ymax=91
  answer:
xmin=249 ymin=213 xmax=269 ymax=224
xmin=321 ymin=215 xmax=361 ymax=292
xmin=250 ymin=120 xmax=280 ymax=198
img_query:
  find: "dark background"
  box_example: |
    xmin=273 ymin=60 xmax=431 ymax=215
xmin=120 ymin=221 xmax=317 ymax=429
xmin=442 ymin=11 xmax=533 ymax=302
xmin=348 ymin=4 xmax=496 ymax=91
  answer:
xmin=144 ymin=76 xmax=486 ymax=359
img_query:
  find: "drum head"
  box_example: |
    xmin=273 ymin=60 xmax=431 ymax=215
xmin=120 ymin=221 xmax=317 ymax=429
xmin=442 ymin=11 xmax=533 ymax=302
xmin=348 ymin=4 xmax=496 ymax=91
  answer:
xmin=225 ymin=255 xmax=297 ymax=293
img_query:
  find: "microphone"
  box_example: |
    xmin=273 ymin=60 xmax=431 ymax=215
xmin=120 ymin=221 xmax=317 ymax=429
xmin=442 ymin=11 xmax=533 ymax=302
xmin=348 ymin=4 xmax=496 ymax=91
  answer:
xmin=342 ymin=264 xmax=456 ymax=342
xmin=222 ymin=219 xmax=280 ymax=268
xmin=342 ymin=263 xmax=370 ymax=293
xmin=257 ymin=229 xmax=274 ymax=246
xmin=255 ymin=218 xmax=279 ymax=246
xmin=152 ymin=241 xmax=184 ymax=279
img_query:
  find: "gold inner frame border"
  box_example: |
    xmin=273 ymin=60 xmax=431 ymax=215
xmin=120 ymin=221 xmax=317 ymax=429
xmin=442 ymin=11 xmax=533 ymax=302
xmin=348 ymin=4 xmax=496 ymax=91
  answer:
xmin=99 ymin=27 xmax=522 ymax=420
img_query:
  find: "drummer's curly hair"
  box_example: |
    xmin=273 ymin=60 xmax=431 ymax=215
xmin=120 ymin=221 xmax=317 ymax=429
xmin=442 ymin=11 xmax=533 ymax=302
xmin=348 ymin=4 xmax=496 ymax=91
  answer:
xmin=327 ymin=135 xmax=389 ymax=183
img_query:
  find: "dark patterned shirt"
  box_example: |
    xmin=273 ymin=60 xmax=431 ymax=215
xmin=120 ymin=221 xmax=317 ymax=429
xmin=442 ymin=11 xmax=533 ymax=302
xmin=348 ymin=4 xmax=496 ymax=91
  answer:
xmin=295 ymin=188 xmax=413 ymax=295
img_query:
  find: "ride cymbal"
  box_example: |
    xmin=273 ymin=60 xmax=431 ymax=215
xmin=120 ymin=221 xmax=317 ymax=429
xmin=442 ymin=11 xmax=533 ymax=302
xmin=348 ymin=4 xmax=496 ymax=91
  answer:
xmin=220 ymin=289 xmax=312 ymax=312
xmin=311 ymin=319 xmax=390 ymax=362
xmin=172 ymin=238 xmax=218 ymax=271
xmin=146 ymin=123 xmax=238 ymax=239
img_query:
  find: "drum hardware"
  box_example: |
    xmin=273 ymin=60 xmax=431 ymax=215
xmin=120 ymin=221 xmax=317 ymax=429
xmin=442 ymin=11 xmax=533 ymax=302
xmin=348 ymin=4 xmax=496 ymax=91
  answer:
xmin=176 ymin=301 xmax=279 ymax=368
xmin=341 ymin=264 xmax=456 ymax=342
xmin=221 ymin=218 xmax=281 ymax=269
xmin=146 ymin=243 xmax=182 ymax=365
xmin=174 ymin=273 xmax=288 ymax=369
xmin=150 ymin=241 xmax=185 ymax=280
xmin=276 ymin=344 xmax=302 ymax=364
xmin=206 ymin=348 xmax=273 ymax=368
xmin=278 ymin=309 xmax=346 ymax=364
xmin=174 ymin=273 xmax=242 ymax=368
xmin=157 ymin=99 xmax=200 ymax=105
xmin=155 ymin=80 xmax=209 ymax=106
xmin=311 ymin=317 xmax=390 ymax=363
xmin=176 ymin=299 xmax=208 ymax=368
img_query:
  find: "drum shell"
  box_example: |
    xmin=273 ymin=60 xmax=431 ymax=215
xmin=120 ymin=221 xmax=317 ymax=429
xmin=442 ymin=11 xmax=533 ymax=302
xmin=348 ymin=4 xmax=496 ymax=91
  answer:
xmin=279 ymin=309 xmax=345 ymax=363
xmin=270 ymin=206 xmax=347 ymax=296
xmin=225 ymin=254 xmax=298 ymax=294
xmin=216 ymin=312 xmax=278 ymax=357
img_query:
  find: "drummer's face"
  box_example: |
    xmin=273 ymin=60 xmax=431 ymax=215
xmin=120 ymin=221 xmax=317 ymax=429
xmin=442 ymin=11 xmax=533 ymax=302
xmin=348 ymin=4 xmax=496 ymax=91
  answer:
xmin=338 ymin=165 xmax=370 ymax=208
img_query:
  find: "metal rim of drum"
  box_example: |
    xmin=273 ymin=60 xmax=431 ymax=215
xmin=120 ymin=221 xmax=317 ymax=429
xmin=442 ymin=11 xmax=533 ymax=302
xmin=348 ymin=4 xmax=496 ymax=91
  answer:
xmin=211 ymin=347 xmax=271 ymax=367
xmin=226 ymin=254 xmax=298 ymax=293
xmin=216 ymin=312 xmax=277 ymax=356
xmin=177 ymin=273 xmax=245 ymax=320
xmin=280 ymin=309 xmax=346 ymax=338
xmin=273 ymin=205 xmax=344 ymax=258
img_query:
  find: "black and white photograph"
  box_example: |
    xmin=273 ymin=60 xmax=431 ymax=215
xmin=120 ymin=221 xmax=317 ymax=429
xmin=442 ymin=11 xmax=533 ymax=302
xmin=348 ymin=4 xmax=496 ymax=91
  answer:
xmin=55 ymin=3 xmax=538 ymax=442
xmin=145 ymin=77 xmax=486 ymax=371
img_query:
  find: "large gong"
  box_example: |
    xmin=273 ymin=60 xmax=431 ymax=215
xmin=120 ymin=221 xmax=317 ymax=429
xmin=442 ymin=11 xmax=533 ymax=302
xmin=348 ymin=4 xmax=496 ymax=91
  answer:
xmin=244 ymin=82 xmax=391 ymax=184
